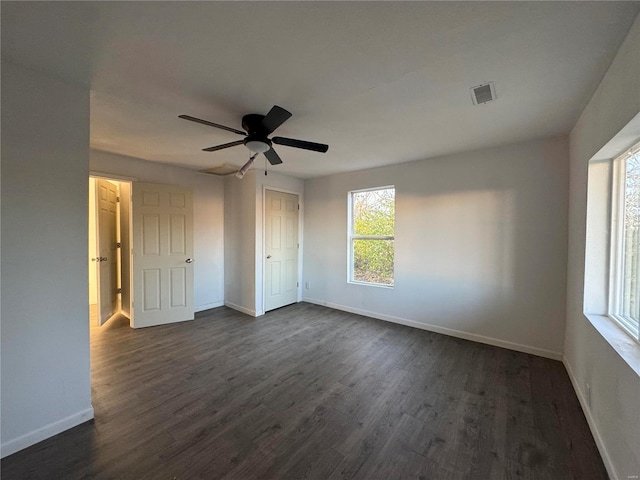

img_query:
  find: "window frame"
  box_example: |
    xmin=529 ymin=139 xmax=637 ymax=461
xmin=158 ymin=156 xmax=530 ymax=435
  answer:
xmin=608 ymin=143 xmax=640 ymax=342
xmin=347 ymin=185 xmax=395 ymax=287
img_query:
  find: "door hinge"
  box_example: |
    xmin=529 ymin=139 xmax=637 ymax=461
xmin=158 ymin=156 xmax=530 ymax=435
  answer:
xmin=297 ymin=282 xmax=299 ymax=287
xmin=298 ymin=204 xmax=300 ymax=210
xmin=116 ymin=196 xmax=120 ymax=202
xmin=116 ymin=242 xmax=122 ymax=248
xmin=116 ymin=288 xmax=122 ymax=294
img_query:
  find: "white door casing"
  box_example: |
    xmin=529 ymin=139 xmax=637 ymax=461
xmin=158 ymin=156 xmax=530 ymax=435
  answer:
xmin=96 ymin=178 xmax=119 ymax=325
xmin=265 ymin=190 xmax=299 ymax=312
xmin=132 ymin=182 xmax=194 ymax=328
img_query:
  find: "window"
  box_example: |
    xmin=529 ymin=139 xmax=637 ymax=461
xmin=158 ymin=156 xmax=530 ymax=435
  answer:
xmin=348 ymin=186 xmax=395 ymax=286
xmin=609 ymin=144 xmax=640 ymax=341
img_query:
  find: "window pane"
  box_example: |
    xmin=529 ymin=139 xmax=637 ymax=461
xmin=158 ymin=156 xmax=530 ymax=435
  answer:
xmin=621 ymin=153 xmax=639 ymax=323
xmin=353 ymin=239 xmax=394 ymax=285
xmin=352 ymin=188 xmax=395 ymax=236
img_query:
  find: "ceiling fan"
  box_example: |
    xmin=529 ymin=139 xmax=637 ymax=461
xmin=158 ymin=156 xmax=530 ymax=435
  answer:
xmin=179 ymin=105 xmax=328 ymax=177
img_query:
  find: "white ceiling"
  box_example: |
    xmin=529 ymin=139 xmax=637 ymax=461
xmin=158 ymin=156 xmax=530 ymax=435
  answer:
xmin=2 ymin=2 xmax=639 ymax=179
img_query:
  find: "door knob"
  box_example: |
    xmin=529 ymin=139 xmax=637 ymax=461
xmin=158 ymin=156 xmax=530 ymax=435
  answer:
xmin=185 ymin=258 xmax=194 ymax=263
xmin=266 ymin=255 xmax=272 ymax=259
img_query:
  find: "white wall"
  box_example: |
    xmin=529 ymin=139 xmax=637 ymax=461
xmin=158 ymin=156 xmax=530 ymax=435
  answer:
xmin=90 ymin=150 xmax=225 ymax=312
xmin=565 ymin=14 xmax=640 ymax=480
xmin=303 ymin=136 xmax=569 ymax=358
xmin=224 ymin=169 xmax=304 ymax=316
xmin=1 ymin=62 xmax=93 ymax=457
xmin=224 ymin=172 xmax=258 ymax=315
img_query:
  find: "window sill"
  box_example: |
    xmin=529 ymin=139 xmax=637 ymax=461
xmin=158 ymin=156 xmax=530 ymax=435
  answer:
xmin=584 ymin=313 xmax=640 ymax=377
xmin=347 ymin=280 xmax=394 ymax=289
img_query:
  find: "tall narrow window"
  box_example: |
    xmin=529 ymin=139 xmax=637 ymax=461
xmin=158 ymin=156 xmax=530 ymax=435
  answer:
xmin=348 ymin=186 xmax=395 ymax=286
xmin=610 ymin=144 xmax=640 ymax=340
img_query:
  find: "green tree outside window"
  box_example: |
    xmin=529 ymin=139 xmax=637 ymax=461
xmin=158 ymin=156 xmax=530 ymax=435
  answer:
xmin=350 ymin=187 xmax=395 ymax=285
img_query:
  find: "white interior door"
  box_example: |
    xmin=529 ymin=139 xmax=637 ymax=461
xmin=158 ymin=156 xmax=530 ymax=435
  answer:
xmin=132 ymin=182 xmax=194 ymax=328
xmin=96 ymin=179 xmax=119 ymax=325
xmin=265 ymin=190 xmax=299 ymax=312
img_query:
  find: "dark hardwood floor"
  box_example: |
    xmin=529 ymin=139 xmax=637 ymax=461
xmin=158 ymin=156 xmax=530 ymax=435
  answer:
xmin=2 ymin=303 xmax=607 ymax=479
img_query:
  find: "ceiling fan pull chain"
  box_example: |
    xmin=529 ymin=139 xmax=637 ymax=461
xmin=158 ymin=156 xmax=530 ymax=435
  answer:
xmin=265 ymin=155 xmax=268 ymax=176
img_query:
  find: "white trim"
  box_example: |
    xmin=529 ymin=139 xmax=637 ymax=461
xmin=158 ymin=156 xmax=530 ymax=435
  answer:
xmin=195 ymin=301 xmax=224 ymax=312
xmin=90 ymin=175 xmax=135 ymax=328
xmin=347 ymin=186 xmax=395 ymax=286
xmin=1 ymin=407 xmax=94 ymax=459
xmin=89 ymin=171 xmax=137 ymax=182
xmin=224 ymin=301 xmax=261 ymax=317
xmin=609 ymin=313 xmax=640 ymax=343
xmin=608 ymin=150 xmax=624 ymax=317
xmin=352 ymin=235 xmax=394 ymax=241
xmin=349 ymin=184 xmax=396 ymax=194
xmin=607 ymin=145 xmax=640 ymax=342
xmin=302 ymin=298 xmax=562 ymax=360
xmin=562 ymin=358 xmax=619 ymax=480
xmin=347 ymin=279 xmax=394 ymax=289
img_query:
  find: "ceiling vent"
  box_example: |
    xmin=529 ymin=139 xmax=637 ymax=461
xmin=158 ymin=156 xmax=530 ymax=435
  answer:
xmin=199 ymin=163 xmax=241 ymax=176
xmin=470 ymin=82 xmax=497 ymax=105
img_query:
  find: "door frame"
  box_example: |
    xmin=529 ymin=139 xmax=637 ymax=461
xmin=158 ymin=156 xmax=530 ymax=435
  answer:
xmin=261 ymin=185 xmax=303 ymax=315
xmin=94 ymin=178 xmax=119 ymax=326
xmin=90 ymin=172 xmax=135 ymax=327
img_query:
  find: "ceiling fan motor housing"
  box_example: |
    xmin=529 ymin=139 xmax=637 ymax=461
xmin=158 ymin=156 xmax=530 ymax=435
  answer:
xmin=242 ymin=114 xmax=268 ymax=136
xmin=242 ymin=113 xmax=273 ymax=153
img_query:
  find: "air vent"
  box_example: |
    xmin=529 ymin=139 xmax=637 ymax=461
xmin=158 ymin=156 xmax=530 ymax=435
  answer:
xmin=199 ymin=163 xmax=240 ymax=176
xmin=470 ymin=82 xmax=497 ymax=105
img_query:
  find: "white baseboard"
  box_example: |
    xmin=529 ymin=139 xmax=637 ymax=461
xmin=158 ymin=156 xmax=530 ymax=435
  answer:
xmin=302 ymin=297 xmax=562 ymax=361
xmin=562 ymin=358 xmax=618 ymax=480
xmin=196 ymin=301 xmax=224 ymax=312
xmin=1 ymin=407 xmax=94 ymax=459
xmin=224 ymin=301 xmax=259 ymax=317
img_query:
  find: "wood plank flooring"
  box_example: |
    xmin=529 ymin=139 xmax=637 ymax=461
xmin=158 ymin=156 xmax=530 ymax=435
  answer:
xmin=1 ymin=303 xmax=607 ymax=479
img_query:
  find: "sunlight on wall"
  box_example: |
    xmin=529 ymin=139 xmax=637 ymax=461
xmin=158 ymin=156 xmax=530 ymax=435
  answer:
xmin=303 ymin=136 xmax=569 ymax=356
xmin=584 ymin=160 xmax=611 ymax=314
xmin=397 ymin=188 xmax=515 ymax=325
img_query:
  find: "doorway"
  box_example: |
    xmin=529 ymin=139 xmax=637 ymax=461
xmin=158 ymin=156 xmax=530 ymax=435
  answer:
xmin=88 ymin=176 xmax=132 ymax=327
xmin=264 ymin=189 xmax=300 ymax=312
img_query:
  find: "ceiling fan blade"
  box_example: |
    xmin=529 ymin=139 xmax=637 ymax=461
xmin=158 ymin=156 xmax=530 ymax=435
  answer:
xmin=202 ymin=140 xmax=245 ymax=152
xmin=264 ymin=147 xmax=283 ymax=165
xmin=179 ymin=115 xmax=246 ymax=136
xmin=272 ymin=136 xmax=329 ymax=153
xmin=261 ymin=105 xmax=292 ymax=134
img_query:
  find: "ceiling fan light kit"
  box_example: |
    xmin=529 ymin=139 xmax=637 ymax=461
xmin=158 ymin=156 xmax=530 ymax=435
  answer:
xmin=244 ymin=137 xmax=271 ymax=153
xmin=179 ymin=105 xmax=329 ymax=177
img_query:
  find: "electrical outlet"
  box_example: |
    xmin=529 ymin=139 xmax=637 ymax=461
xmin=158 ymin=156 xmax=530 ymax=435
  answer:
xmin=585 ymin=383 xmax=592 ymax=408
xmin=305 ymin=281 xmax=310 ymax=289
